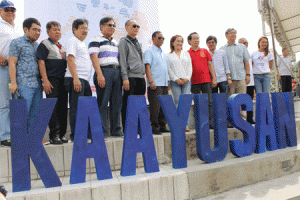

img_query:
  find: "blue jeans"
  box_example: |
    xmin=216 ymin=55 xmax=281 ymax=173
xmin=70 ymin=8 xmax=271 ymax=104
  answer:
xmin=94 ymin=68 xmax=122 ymax=137
xmin=16 ymin=84 xmax=43 ymax=130
xmin=64 ymin=77 xmax=92 ymax=138
xmin=254 ymin=74 xmax=271 ymax=93
xmin=170 ymin=80 xmax=191 ymax=126
xmin=0 ymin=66 xmax=11 ymax=141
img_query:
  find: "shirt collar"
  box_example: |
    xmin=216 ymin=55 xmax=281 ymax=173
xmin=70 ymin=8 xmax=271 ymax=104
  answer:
xmin=189 ymin=47 xmax=200 ymax=52
xmin=127 ymin=35 xmax=138 ymax=43
xmin=225 ymin=43 xmax=237 ymax=46
xmin=48 ymin=37 xmax=60 ymax=45
xmin=0 ymin=16 xmax=13 ymax=27
xmin=152 ymin=45 xmax=162 ymax=52
xmin=101 ymin=33 xmax=113 ymax=40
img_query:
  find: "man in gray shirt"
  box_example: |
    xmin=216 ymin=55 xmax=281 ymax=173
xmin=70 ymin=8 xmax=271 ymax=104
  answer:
xmin=119 ymin=19 xmax=145 ymax=131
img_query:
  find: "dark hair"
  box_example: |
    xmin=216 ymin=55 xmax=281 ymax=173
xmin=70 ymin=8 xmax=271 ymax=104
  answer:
xmin=187 ymin=32 xmax=198 ymax=41
xmin=170 ymin=35 xmax=183 ymax=53
xmin=46 ymin=21 xmax=61 ymax=31
xmin=225 ymin=28 xmax=237 ymax=35
xmin=152 ymin=31 xmax=161 ymax=38
xmin=257 ymin=36 xmax=269 ymax=56
xmin=206 ymin=35 xmax=217 ymax=44
xmin=23 ymin=18 xmax=41 ymax=30
xmin=282 ymin=47 xmax=287 ymax=52
xmin=72 ymin=18 xmax=88 ymax=33
xmin=100 ymin=17 xmax=114 ymax=29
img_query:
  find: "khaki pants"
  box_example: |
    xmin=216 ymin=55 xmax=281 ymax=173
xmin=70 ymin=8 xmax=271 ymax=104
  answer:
xmin=229 ymin=80 xmax=247 ymax=119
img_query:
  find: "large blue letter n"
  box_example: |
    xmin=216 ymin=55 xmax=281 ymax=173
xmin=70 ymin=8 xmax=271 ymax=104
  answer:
xmin=10 ymin=99 xmax=61 ymax=192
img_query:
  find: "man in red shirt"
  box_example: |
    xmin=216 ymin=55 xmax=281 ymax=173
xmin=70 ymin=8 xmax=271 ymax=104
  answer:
xmin=187 ymin=32 xmax=217 ymax=129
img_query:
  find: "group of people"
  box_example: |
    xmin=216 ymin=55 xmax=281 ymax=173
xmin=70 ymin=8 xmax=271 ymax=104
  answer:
xmin=0 ymin=0 xmax=296 ymax=148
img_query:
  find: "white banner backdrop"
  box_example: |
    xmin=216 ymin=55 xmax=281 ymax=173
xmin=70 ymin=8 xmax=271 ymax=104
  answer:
xmin=24 ymin=0 xmax=159 ymax=98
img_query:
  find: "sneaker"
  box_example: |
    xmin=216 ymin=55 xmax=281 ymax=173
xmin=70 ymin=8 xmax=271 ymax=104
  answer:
xmin=49 ymin=136 xmax=63 ymax=145
xmin=60 ymin=137 xmax=68 ymax=143
xmin=1 ymin=140 xmax=11 ymax=146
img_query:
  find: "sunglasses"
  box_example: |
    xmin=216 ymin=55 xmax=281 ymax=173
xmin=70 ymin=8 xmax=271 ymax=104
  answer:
xmin=105 ymin=23 xmax=116 ymax=27
xmin=158 ymin=37 xmax=165 ymax=40
xmin=132 ymin=24 xmax=140 ymax=29
xmin=4 ymin=8 xmax=16 ymax=12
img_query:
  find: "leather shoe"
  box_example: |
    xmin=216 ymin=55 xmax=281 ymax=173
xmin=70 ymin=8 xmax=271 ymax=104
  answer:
xmin=1 ymin=140 xmax=11 ymax=146
xmin=50 ymin=136 xmax=63 ymax=145
xmin=152 ymin=129 xmax=162 ymax=135
xmin=159 ymin=127 xmax=170 ymax=132
xmin=60 ymin=137 xmax=68 ymax=143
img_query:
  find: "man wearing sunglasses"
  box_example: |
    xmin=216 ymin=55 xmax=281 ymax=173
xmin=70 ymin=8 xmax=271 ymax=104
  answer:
xmin=144 ymin=31 xmax=170 ymax=135
xmin=119 ymin=19 xmax=145 ymax=131
xmin=88 ymin=17 xmax=122 ymax=138
xmin=0 ymin=0 xmax=19 ymax=147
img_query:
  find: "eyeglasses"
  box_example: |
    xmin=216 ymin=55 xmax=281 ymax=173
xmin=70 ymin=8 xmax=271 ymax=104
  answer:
xmin=79 ymin=26 xmax=89 ymax=31
xmin=32 ymin=28 xmax=42 ymax=33
xmin=4 ymin=8 xmax=16 ymax=13
xmin=243 ymin=42 xmax=248 ymax=45
xmin=158 ymin=37 xmax=165 ymax=40
xmin=105 ymin=23 xmax=116 ymax=27
xmin=132 ymin=24 xmax=140 ymax=29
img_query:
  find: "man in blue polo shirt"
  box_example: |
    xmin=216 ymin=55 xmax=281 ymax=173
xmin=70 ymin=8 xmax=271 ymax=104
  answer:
xmin=37 ymin=21 xmax=68 ymax=144
xmin=145 ymin=31 xmax=169 ymax=135
xmin=9 ymin=18 xmax=42 ymax=130
xmin=89 ymin=17 xmax=122 ymax=137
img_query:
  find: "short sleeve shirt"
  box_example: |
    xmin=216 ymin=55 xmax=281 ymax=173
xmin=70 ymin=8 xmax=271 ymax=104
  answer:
xmin=210 ymin=49 xmax=230 ymax=83
xmin=220 ymin=43 xmax=250 ymax=80
xmin=251 ymin=51 xmax=274 ymax=74
xmin=65 ymin=36 xmax=92 ymax=81
xmin=277 ymin=55 xmax=292 ymax=76
xmin=144 ymin=45 xmax=168 ymax=87
xmin=188 ymin=47 xmax=212 ymax=85
xmin=9 ymin=35 xmax=40 ymax=88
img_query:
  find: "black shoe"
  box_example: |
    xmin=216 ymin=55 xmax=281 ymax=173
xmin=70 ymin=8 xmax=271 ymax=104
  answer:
xmin=159 ymin=127 xmax=170 ymax=132
xmin=49 ymin=136 xmax=63 ymax=145
xmin=60 ymin=137 xmax=68 ymax=143
xmin=209 ymin=125 xmax=214 ymax=129
xmin=1 ymin=140 xmax=11 ymax=146
xmin=152 ymin=129 xmax=162 ymax=135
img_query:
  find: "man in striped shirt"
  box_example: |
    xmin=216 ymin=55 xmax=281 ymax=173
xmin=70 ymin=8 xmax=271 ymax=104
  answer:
xmin=88 ymin=17 xmax=122 ymax=137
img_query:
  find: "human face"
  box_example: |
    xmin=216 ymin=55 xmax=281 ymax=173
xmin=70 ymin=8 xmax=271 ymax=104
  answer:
xmin=47 ymin=25 xmax=61 ymax=43
xmin=172 ymin=36 xmax=183 ymax=51
xmin=189 ymin=34 xmax=199 ymax=48
xmin=206 ymin=39 xmax=217 ymax=51
xmin=283 ymin=49 xmax=290 ymax=57
xmin=101 ymin=20 xmax=115 ymax=39
xmin=24 ymin=23 xmax=41 ymax=43
xmin=226 ymin=29 xmax=237 ymax=42
xmin=126 ymin=20 xmax=140 ymax=38
xmin=73 ymin=23 xmax=88 ymax=41
xmin=0 ymin=7 xmax=16 ymax=24
xmin=238 ymin=38 xmax=248 ymax=48
xmin=258 ymin=38 xmax=268 ymax=51
xmin=152 ymin=32 xmax=164 ymax=48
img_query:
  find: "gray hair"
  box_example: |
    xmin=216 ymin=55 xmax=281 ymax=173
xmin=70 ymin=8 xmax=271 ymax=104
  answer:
xmin=225 ymin=28 xmax=237 ymax=35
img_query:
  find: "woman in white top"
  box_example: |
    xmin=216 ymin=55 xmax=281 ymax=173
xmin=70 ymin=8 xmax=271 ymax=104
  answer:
xmin=251 ymin=36 xmax=274 ymax=93
xmin=167 ymin=35 xmax=193 ymax=131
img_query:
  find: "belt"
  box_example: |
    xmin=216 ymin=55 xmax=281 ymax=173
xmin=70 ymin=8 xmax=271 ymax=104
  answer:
xmin=101 ymin=65 xmax=120 ymax=69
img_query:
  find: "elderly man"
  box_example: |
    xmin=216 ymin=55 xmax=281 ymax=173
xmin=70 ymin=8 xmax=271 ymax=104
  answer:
xmin=37 ymin=21 xmax=68 ymax=144
xmin=89 ymin=17 xmax=122 ymax=137
xmin=145 ymin=31 xmax=169 ymax=135
xmin=221 ymin=28 xmax=250 ymax=119
xmin=9 ymin=18 xmax=42 ymax=131
xmin=119 ymin=19 xmax=145 ymax=131
xmin=64 ymin=19 xmax=93 ymax=141
xmin=0 ymin=0 xmax=19 ymax=146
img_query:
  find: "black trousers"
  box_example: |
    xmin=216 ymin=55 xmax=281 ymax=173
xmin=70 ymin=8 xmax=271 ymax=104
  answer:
xmin=281 ymin=75 xmax=292 ymax=92
xmin=147 ymin=86 xmax=168 ymax=132
xmin=191 ymin=82 xmax=213 ymax=127
xmin=246 ymin=85 xmax=255 ymax=123
xmin=46 ymin=77 xmax=68 ymax=139
xmin=122 ymin=78 xmax=146 ymax=131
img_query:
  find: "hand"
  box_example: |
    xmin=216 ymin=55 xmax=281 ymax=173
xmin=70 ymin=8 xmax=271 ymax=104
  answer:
xmin=9 ymin=82 xmax=18 ymax=94
xmin=227 ymin=79 xmax=233 ymax=88
xmin=175 ymin=79 xmax=183 ymax=85
xmin=168 ymin=82 xmax=171 ymax=90
xmin=73 ymin=78 xmax=82 ymax=92
xmin=123 ymin=80 xmax=130 ymax=91
xmin=43 ymin=79 xmax=53 ymax=94
xmin=245 ymin=76 xmax=250 ymax=85
xmin=182 ymin=79 xmax=189 ymax=86
xmin=0 ymin=55 xmax=7 ymax=66
xmin=97 ymin=74 xmax=105 ymax=88
xmin=278 ymin=74 xmax=281 ymax=80
xmin=212 ymin=79 xmax=217 ymax=88
xmin=150 ymin=82 xmax=156 ymax=90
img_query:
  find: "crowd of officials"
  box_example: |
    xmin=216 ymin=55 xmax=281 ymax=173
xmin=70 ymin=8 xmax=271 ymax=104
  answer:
xmin=0 ymin=0 xmax=296 ymax=148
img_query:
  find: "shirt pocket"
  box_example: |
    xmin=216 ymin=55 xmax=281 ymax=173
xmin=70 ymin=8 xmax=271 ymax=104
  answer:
xmin=235 ymin=49 xmax=243 ymax=58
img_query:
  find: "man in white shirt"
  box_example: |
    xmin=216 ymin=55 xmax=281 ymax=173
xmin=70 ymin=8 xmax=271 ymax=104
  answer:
xmin=277 ymin=48 xmax=293 ymax=92
xmin=0 ymin=0 xmax=19 ymax=146
xmin=64 ymin=18 xmax=93 ymax=141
